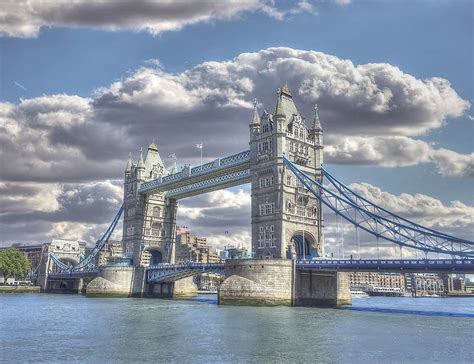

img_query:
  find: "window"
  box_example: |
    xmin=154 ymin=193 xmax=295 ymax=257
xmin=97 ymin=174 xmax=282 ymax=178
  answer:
xmin=127 ymin=207 xmax=136 ymax=217
xmin=153 ymin=206 xmax=161 ymax=218
xmin=287 ymin=176 xmax=292 ymax=186
xmin=259 ymin=203 xmax=275 ymax=216
xmin=258 ymin=225 xmax=276 ymax=249
xmin=259 ymin=175 xmax=274 ymax=188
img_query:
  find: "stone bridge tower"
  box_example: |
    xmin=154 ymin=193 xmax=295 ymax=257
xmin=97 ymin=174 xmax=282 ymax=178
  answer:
xmin=249 ymin=86 xmax=324 ymax=259
xmin=123 ymin=143 xmax=177 ymax=267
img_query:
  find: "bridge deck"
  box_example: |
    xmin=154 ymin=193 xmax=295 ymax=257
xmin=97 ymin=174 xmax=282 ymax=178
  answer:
xmin=296 ymin=259 xmax=474 ymax=273
xmin=140 ymin=150 xmax=250 ymax=198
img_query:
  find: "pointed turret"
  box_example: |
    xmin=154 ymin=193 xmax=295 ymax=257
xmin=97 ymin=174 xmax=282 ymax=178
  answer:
xmin=313 ymin=104 xmax=322 ymax=132
xmin=250 ymin=98 xmax=261 ymax=127
xmin=274 ymin=88 xmax=286 ymax=117
xmin=145 ymin=139 xmax=165 ymax=175
xmin=137 ymin=148 xmax=145 ymax=169
xmin=250 ymin=98 xmax=261 ymax=138
xmin=125 ymin=152 xmax=132 ymax=173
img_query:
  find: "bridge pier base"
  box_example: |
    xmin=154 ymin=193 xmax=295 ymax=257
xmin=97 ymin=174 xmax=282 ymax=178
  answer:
xmin=295 ymin=270 xmax=352 ymax=307
xmin=145 ymin=277 xmax=197 ymax=298
xmin=86 ymin=266 xmax=135 ymax=297
xmin=219 ymin=259 xmax=295 ymax=306
xmin=218 ymin=259 xmax=352 ymax=307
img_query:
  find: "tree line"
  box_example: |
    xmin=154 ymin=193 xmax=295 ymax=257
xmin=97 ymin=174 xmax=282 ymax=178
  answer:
xmin=0 ymin=248 xmax=31 ymax=278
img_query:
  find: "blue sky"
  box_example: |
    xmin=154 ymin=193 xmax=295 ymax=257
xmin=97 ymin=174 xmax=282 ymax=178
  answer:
xmin=0 ymin=0 xmax=472 ymax=253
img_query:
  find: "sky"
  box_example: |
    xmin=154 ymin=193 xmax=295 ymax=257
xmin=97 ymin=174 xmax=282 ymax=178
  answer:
xmin=0 ymin=0 xmax=472 ymax=259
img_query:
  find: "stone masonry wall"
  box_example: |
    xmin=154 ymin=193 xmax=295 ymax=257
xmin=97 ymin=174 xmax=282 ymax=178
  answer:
xmin=219 ymin=259 xmax=295 ymax=306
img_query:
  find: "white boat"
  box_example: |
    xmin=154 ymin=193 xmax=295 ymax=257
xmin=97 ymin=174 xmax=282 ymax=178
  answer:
xmin=350 ymin=290 xmax=369 ymax=297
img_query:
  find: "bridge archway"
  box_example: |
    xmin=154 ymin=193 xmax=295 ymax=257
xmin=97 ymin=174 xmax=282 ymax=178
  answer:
xmin=145 ymin=248 xmax=163 ymax=266
xmin=291 ymin=231 xmax=318 ymax=259
xmin=51 ymin=257 xmax=79 ymax=273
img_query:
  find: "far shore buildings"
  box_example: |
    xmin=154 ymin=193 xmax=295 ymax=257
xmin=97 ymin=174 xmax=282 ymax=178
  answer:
xmin=175 ymin=226 xmax=222 ymax=264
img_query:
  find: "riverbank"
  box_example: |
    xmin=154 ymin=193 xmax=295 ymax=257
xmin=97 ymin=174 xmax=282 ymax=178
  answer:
xmin=0 ymin=286 xmax=41 ymax=293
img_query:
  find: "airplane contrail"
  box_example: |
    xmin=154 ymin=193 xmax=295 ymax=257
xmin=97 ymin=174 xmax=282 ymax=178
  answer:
xmin=14 ymin=81 xmax=28 ymax=91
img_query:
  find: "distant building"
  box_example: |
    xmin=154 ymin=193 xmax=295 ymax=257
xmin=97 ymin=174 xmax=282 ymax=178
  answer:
xmin=97 ymin=240 xmax=124 ymax=267
xmin=10 ymin=243 xmax=45 ymax=274
xmin=350 ymin=272 xmax=405 ymax=292
xmin=405 ymin=273 xmax=445 ymax=295
xmin=220 ymin=244 xmax=249 ymax=260
xmin=175 ymin=226 xmax=222 ymax=263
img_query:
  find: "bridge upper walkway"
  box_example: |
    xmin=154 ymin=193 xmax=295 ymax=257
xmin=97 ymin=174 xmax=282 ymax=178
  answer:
xmin=140 ymin=150 xmax=250 ymax=198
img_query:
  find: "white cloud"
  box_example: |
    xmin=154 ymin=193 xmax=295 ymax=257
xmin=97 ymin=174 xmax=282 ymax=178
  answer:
xmin=1 ymin=47 xmax=471 ymax=184
xmin=1 ymin=47 xmax=471 ymax=247
xmin=326 ymin=135 xmax=474 ymax=177
xmin=0 ymin=0 xmax=290 ymax=38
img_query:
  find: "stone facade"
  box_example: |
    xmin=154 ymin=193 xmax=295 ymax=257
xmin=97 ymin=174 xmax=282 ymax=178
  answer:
xmin=219 ymin=259 xmax=295 ymax=306
xmin=123 ymin=143 xmax=177 ymax=267
xmin=295 ymin=270 xmax=352 ymax=307
xmin=249 ymin=86 xmax=324 ymax=259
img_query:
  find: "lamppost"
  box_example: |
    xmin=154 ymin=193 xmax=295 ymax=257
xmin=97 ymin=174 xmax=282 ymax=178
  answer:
xmin=196 ymin=143 xmax=203 ymax=169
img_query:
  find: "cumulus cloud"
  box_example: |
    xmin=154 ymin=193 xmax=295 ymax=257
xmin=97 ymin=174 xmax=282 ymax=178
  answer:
xmin=2 ymin=47 xmax=469 ymax=185
xmin=0 ymin=180 xmax=122 ymax=246
xmin=326 ymin=136 xmax=474 ymax=177
xmin=0 ymin=0 xmax=309 ymax=38
xmin=1 ymin=47 xmax=471 ymax=247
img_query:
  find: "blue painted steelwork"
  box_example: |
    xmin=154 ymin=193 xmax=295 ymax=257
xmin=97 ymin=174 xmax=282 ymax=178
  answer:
xmin=322 ymin=168 xmax=471 ymax=243
xmin=283 ymin=156 xmax=474 ymax=257
xmin=47 ymin=269 xmax=98 ymax=279
xmin=146 ymin=263 xmax=225 ymax=283
xmin=49 ymin=204 xmax=124 ymax=272
xmin=165 ymin=169 xmax=250 ymax=199
xmin=296 ymin=259 xmax=474 ymax=273
xmin=140 ymin=150 xmax=250 ymax=194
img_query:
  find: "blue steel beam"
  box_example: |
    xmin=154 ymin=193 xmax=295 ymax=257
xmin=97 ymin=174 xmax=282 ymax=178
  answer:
xmin=146 ymin=263 xmax=225 ymax=283
xmin=140 ymin=150 xmax=250 ymax=195
xmin=296 ymin=259 xmax=474 ymax=273
xmin=283 ymin=156 xmax=474 ymax=257
xmin=49 ymin=204 xmax=124 ymax=273
xmin=322 ymin=168 xmax=471 ymax=244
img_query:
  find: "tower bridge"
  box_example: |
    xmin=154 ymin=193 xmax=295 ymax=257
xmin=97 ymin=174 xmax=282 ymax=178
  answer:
xmin=45 ymin=85 xmax=474 ymax=306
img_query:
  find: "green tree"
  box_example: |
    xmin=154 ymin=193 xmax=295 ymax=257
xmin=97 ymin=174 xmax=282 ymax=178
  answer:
xmin=0 ymin=248 xmax=31 ymax=278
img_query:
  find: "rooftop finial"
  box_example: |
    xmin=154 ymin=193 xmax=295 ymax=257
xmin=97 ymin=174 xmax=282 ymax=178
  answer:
xmin=137 ymin=147 xmax=145 ymax=168
xmin=250 ymin=97 xmax=261 ymax=126
xmin=313 ymin=103 xmax=322 ymax=131
xmin=281 ymin=83 xmax=292 ymax=97
xmin=125 ymin=152 xmax=132 ymax=172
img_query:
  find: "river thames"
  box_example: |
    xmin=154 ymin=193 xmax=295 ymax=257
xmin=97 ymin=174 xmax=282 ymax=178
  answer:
xmin=1 ymin=294 xmax=473 ymax=363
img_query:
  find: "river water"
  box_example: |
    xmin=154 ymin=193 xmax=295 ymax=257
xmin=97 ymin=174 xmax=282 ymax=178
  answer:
xmin=1 ymin=294 xmax=473 ymax=363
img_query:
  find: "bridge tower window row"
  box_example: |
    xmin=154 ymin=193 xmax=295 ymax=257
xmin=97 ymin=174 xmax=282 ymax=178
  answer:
xmin=259 ymin=175 xmax=274 ymax=188
xmin=259 ymin=203 xmax=275 ymax=216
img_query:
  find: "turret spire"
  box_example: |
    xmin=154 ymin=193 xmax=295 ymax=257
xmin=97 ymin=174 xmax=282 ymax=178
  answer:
xmin=125 ymin=152 xmax=132 ymax=173
xmin=275 ymin=88 xmax=285 ymax=116
xmin=137 ymin=147 xmax=145 ymax=169
xmin=313 ymin=103 xmax=322 ymax=131
xmin=250 ymin=98 xmax=261 ymax=126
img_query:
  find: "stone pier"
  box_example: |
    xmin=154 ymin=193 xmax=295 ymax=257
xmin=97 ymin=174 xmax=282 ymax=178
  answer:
xmin=218 ymin=259 xmax=351 ymax=307
xmin=295 ymin=269 xmax=352 ymax=307
xmin=144 ymin=276 xmax=197 ymax=298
